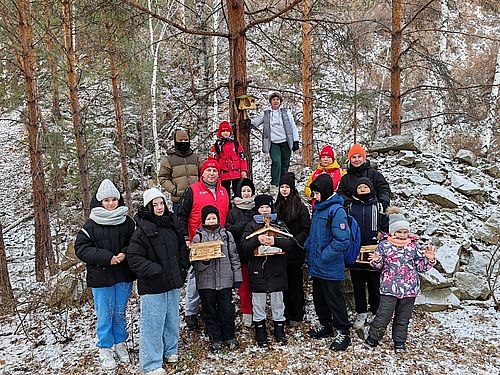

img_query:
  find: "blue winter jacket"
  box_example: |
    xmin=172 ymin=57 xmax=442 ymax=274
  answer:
xmin=305 ymin=193 xmax=351 ymax=281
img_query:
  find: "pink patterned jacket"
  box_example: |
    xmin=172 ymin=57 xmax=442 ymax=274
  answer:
xmin=370 ymin=236 xmax=436 ymax=299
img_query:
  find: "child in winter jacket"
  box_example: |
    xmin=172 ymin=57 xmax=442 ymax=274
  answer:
xmin=191 ymin=205 xmax=242 ymax=352
xmin=275 ymin=172 xmax=311 ymax=327
xmin=225 ymin=178 xmax=256 ymax=328
xmin=366 ymin=207 xmax=436 ymax=353
xmin=304 ymin=145 xmax=345 ymax=200
xmin=128 ymin=188 xmax=190 ymax=374
xmin=210 ymin=121 xmax=248 ymax=198
xmin=241 ymin=194 xmax=293 ymax=346
xmin=348 ymin=177 xmax=389 ymax=329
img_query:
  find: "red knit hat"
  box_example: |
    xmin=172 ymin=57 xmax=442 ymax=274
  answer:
xmin=217 ymin=121 xmax=232 ymax=137
xmin=201 ymin=157 xmax=219 ymax=174
xmin=320 ymin=145 xmax=335 ymax=160
xmin=348 ymin=143 xmax=366 ymax=160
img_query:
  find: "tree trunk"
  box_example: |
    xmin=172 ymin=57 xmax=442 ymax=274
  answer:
xmin=62 ymin=0 xmax=91 ymax=217
xmin=16 ymin=0 xmax=57 ymax=282
xmin=0 ymin=220 xmax=15 ymax=315
xmin=481 ymin=46 xmax=500 ymax=154
xmin=43 ymin=0 xmax=61 ymax=120
xmin=390 ymin=0 xmax=403 ymax=135
xmin=226 ymin=0 xmax=250 ymax=174
xmin=301 ymin=0 xmax=313 ymax=166
xmin=106 ymin=23 xmax=132 ymax=211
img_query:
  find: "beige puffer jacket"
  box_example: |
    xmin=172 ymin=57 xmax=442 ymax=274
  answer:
xmin=159 ymin=149 xmax=200 ymax=203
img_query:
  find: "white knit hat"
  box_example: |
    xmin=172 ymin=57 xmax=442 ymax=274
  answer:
xmin=96 ymin=179 xmax=120 ymax=201
xmin=387 ymin=206 xmax=410 ymax=235
xmin=143 ymin=187 xmax=166 ymax=207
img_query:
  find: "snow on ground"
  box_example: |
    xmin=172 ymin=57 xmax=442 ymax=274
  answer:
xmin=1 ymin=120 xmax=499 ymax=375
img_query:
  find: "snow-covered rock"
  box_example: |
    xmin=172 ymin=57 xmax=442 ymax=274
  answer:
xmin=435 ymin=243 xmax=461 ymax=275
xmin=454 ymin=272 xmax=490 ymax=300
xmin=369 ymin=134 xmax=420 ymax=153
xmin=410 ymin=175 xmax=431 ymax=185
xmin=397 ymin=150 xmax=416 ymax=166
xmin=454 ymin=149 xmax=478 ymax=167
xmin=420 ymin=267 xmax=453 ymax=291
xmin=474 ymin=211 xmax=500 ymax=245
xmin=415 ymin=287 xmax=461 ymax=311
xmin=425 ymin=170 xmax=447 ymax=184
xmin=450 ymin=173 xmax=484 ymax=196
xmin=483 ymin=165 xmax=500 ymax=178
xmin=465 ymin=250 xmax=491 ymax=276
xmin=422 ymin=185 xmax=460 ymax=208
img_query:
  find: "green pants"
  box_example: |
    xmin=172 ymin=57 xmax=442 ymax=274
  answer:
xmin=270 ymin=142 xmax=291 ymax=186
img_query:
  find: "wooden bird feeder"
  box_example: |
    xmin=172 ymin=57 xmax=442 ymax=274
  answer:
xmin=245 ymin=215 xmax=293 ymax=256
xmin=356 ymin=244 xmax=378 ymax=264
xmin=189 ymin=240 xmax=225 ymax=261
xmin=237 ymin=94 xmax=257 ymax=110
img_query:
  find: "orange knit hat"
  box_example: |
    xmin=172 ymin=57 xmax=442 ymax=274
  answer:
xmin=347 ymin=144 xmax=366 ymax=160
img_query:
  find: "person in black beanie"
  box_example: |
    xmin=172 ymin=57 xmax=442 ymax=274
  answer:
xmin=275 ymin=172 xmax=310 ymax=327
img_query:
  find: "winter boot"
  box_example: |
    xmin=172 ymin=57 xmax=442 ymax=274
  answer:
xmin=254 ymin=320 xmax=268 ymax=347
xmin=365 ymin=336 xmax=379 ymax=348
xmin=185 ymin=315 xmax=198 ymax=330
xmin=394 ymin=342 xmax=406 ymax=353
xmin=329 ymin=330 xmax=352 ymax=351
xmin=114 ymin=342 xmax=130 ymax=364
xmin=307 ymin=324 xmax=334 ymax=339
xmin=273 ymin=321 xmax=287 ymax=344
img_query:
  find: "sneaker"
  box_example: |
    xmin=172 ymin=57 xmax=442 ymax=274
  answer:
xmin=365 ymin=336 xmax=379 ymax=348
xmin=225 ymin=338 xmax=239 ymax=350
xmin=98 ymin=348 xmax=117 ymax=370
xmin=353 ymin=312 xmax=368 ymax=330
xmin=242 ymin=313 xmax=253 ymax=328
xmin=114 ymin=342 xmax=130 ymax=364
xmin=308 ymin=325 xmax=334 ymax=339
xmin=165 ymin=354 xmax=178 ymax=363
xmin=210 ymin=341 xmax=223 ymax=352
xmin=185 ymin=315 xmax=198 ymax=330
xmin=394 ymin=342 xmax=406 ymax=353
xmin=329 ymin=331 xmax=352 ymax=351
xmin=145 ymin=368 xmax=168 ymax=375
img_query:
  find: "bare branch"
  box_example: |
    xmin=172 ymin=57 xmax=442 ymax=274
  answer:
xmin=401 ymin=0 xmax=436 ymax=34
xmin=242 ymin=0 xmax=303 ymax=34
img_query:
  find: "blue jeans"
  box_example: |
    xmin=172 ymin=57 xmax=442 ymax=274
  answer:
xmin=92 ymin=282 xmax=133 ymax=348
xmin=139 ymin=288 xmax=181 ymax=372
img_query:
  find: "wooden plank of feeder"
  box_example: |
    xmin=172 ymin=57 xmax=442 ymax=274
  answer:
xmin=357 ymin=244 xmax=378 ymax=263
xmin=189 ymin=240 xmax=225 ymax=261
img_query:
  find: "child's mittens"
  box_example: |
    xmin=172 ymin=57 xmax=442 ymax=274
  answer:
xmin=233 ymin=281 xmax=242 ymax=289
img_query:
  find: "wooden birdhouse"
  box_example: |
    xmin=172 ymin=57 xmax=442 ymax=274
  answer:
xmin=245 ymin=215 xmax=293 ymax=256
xmin=189 ymin=240 xmax=225 ymax=261
xmin=356 ymin=244 xmax=377 ymax=264
xmin=237 ymin=94 xmax=257 ymax=110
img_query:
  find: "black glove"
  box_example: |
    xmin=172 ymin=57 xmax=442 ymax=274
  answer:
xmin=243 ymin=118 xmax=252 ymax=128
xmin=233 ymin=281 xmax=242 ymax=289
xmin=292 ymin=141 xmax=300 ymax=152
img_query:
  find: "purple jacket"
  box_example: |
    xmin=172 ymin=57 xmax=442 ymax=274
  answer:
xmin=370 ymin=237 xmax=436 ymax=299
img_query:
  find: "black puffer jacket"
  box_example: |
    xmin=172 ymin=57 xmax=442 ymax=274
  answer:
xmin=128 ymin=208 xmax=190 ymax=295
xmin=337 ymin=161 xmax=391 ymax=208
xmin=279 ymin=202 xmax=311 ymax=265
xmin=75 ymin=197 xmax=137 ymax=288
xmin=241 ymin=217 xmax=292 ymax=293
xmin=225 ymin=206 xmax=255 ymax=264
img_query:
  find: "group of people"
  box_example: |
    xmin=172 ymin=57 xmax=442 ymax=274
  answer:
xmin=75 ymin=93 xmax=437 ymax=375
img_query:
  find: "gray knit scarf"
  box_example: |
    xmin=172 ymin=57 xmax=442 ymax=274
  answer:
xmin=233 ymin=196 xmax=255 ymax=210
xmin=90 ymin=206 xmax=129 ymax=225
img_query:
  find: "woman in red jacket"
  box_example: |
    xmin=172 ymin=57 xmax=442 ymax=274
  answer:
xmin=210 ymin=121 xmax=248 ymax=198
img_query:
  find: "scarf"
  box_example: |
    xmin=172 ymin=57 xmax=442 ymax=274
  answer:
xmin=90 ymin=206 xmax=128 ymax=226
xmin=388 ymin=236 xmax=412 ymax=247
xmin=202 ymin=224 xmax=220 ymax=231
xmin=233 ymin=196 xmax=255 ymax=210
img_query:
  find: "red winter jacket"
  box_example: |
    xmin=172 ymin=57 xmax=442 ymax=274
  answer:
xmin=184 ymin=179 xmax=230 ymax=240
xmin=211 ymin=137 xmax=248 ymax=181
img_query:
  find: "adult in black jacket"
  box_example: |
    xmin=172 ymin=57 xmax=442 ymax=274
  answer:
xmin=241 ymin=194 xmax=293 ymax=346
xmin=127 ymin=188 xmax=190 ymax=373
xmin=225 ymin=178 xmax=256 ymax=327
xmin=275 ymin=172 xmax=310 ymax=326
xmin=337 ymin=143 xmax=391 ymax=209
xmin=75 ymin=179 xmax=136 ymax=370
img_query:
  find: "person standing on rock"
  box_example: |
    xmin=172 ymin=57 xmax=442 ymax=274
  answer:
xmin=337 ymin=143 xmax=391 ymax=210
xmin=75 ymin=179 xmax=137 ymax=370
xmin=245 ymin=92 xmax=300 ymax=196
xmin=159 ymin=129 xmax=200 ymax=214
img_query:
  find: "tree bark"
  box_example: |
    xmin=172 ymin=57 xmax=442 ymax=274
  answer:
xmin=226 ymin=0 xmax=250 ymax=175
xmin=62 ymin=0 xmax=91 ymax=217
xmin=391 ymin=0 xmax=403 ymax=135
xmin=301 ymin=0 xmax=313 ymax=165
xmin=16 ymin=0 xmax=57 ymax=282
xmin=43 ymin=0 xmax=61 ymax=120
xmin=0 ymin=220 xmax=15 ymax=315
xmin=106 ymin=22 xmax=132 ymax=211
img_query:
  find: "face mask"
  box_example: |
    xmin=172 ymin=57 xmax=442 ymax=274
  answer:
xmin=175 ymin=141 xmax=190 ymax=152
